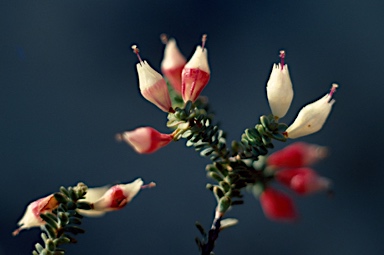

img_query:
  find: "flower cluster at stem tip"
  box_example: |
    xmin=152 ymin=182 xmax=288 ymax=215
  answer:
xmin=116 ymin=34 xmax=338 ymax=222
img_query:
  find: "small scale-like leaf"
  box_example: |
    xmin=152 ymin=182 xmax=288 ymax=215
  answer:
xmin=53 ymin=237 xmax=71 ymax=246
xmin=64 ymin=225 xmax=85 ymax=235
xmin=54 ymin=193 xmax=68 ymax=204
xmin=67 ymin=187 xmax=77 ymax=201
xmin=44 ymin=224 xmax=57 ymax=239
xmin=35 ymin=243 xmax=44 ymax=253
xmin=69 ymin=217 xmax=82 ymax=225
xmin=208 ymin=172 xmax=223 ymax=182
xmin=40 ymin=214 xmax=58 ymax=229
xmin=195 ymin=221 xmax=207 ymax=237
xmin=76 ymin=202 xmax=91 ymax=210
xmin=46 ymin=239 xmax=55 ymax=252
xmin=59 ymin=187 xmax=70 ymax=198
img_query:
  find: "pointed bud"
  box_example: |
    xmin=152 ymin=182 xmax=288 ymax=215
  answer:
xmin=260 ymin=188 xmax=297 ymax=221
xmin=181 ymin=35 xmax=210 ymax=102
xmin=266 ymin=50 xmax=294 ymax=118
xmin=116 ymin=127 xmax=173 ymax=154
xmin=285 ymin=84 xmax=338 ymax=139
xmin=276 ymin=168 xmax=331 ymax=195
xmin=161 ymin=35 xmax=186 ymax=94
xmin=267 ymin=142 xmax=328 ymax=168
xmin=13 ymin=194 xmax=59 ymax=236
xmin=133 ymin=45 xmax=172 ymax=112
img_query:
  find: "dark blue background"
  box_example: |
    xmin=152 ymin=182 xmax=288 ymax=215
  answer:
xmin=1 ymin=1 xmax=383 ymax=254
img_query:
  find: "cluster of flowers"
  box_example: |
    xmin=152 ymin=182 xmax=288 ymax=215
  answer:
xmin=118 ymin=35 xmax=337 ymax=154
xmin=13 ymin=179 xmax=155 ymax=235
xmin=260 ymin=142 xmax=331 ymax=221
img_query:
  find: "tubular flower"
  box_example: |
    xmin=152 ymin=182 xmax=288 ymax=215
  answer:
xmin=285 ymin=84 xmax=338 ymax=139
xmin=133 ymin=45 xmax=172 ymax=112
xmin=78 ymin=178 xmax=149 ymax=217
xmin=276 ymin=168 xmax=331 ymax=195
xmin=267 ymin=142 xmax=328 ymax=168
xmin=13 ymin=194 xmax=59 ymax=236
xmin=181 ymin=35 xmax=210 ymax=102
xmin=116 ymin=127 xmax=173 ymax=154
xmin=266 ymin=50 xmax=294 ymax=118
xmin=260 ymin=188 xmax=297 ymax=221
xmin=161 ymin=35 xmax=186 ymax=94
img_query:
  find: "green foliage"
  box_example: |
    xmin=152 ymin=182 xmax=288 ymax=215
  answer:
xmin=33 ymin=183 xmax=91 ymax=255
xmin=167 ymin=99 xmax=289 ymax=255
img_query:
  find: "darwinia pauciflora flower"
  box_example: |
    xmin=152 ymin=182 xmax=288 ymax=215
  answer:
xmin=14 ymin=34 xmax=339 ymax=255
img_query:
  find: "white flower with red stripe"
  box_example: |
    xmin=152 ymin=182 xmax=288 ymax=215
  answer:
xmin=133 ymin=45 xmax=172 ymax=112
xmin=181 ymin=34 xmax=210 ymax=102
xmin=13 ymin=194 xmax=59 ymax=236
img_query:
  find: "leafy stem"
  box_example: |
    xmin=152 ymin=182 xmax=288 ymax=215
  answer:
xmin=168 ymin=98 xmax=288 ymax=254
xmin=33 ymin=183 xmax=91 ymax=255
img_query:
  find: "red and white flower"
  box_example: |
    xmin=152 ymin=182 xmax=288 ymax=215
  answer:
xmin=181 ymin=35 xmax=210 ymax=102
xmin=79 ymin=178 xmax=147 ymax=217
xmin=133 ymin=45 xmax=172 ymax=112
xmin=13 ymin=194 xmax=59 ymax=236
xmin=161 ymin=35 xmax=186 ymax=94
xmin=116 ymin=127 xmax=173 ymax=154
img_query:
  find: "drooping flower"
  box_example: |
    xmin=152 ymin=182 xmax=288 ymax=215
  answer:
xmin=116 ymin=127 xmax=173 ymax=154
xmin=160 ymin=35 xmax=186 ymax=94
xmin=78 ymin=178 xmax=149 ymax=217
xmin=181 ymin=34 xmax=210 ymax=102
xmin=285 ymin=84 xmax=338 ymax=139
xmin=13 ymin=194 xmax=59 ymax=236
xmin=260 ymin=188 xmax=297 ymax=221
xmin=266 ymin=50 xmax=294 ymax=119
xmin=267 ymin=142 xmax=327 ymax=168
xmin=276 ymin=168 xmax=331 ymax=195
xmin=133 ymin=45 xmax=172 ymax=112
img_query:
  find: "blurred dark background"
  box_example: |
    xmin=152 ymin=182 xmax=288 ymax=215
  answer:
xmin=1 ymin=0 xmax=383 ymax=254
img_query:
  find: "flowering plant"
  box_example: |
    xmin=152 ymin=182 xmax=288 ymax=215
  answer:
xmin=14 ymin=34 xmax=338 ymax=255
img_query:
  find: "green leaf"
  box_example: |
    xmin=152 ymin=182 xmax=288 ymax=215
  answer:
xmin=218 ymin=196 xmax=231 ymax=213
xmin=76 ymin=202 xmax=91 ymax=210
xmin=46 ymin=239 xmax=55 ymax=252
xmin=40 ymin=213 xmax=58 ymax=229
xmin=53 ymin=237 xmax=71 ymax=246
xmin=54 ymin=193 xmax=68 ymax=204
xmin=195 ymin=221 xmax=207 ymax=237
xmin=63 ymin=226 xmax=85 ymax=235
xmin=35 ymin=243 xmax=44 ymax=253
xmin=44 ymin=224 xmax=57 ymax=239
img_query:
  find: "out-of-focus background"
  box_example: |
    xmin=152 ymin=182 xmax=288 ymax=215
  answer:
xmin=1 ymin=1 xmax=383 ymax=254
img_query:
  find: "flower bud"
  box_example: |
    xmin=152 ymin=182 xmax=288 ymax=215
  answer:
xmin=276 ymin=168 xmax=331 ymax=195
xmin=266 ymin=51 xmax=294 ymax=118
xmin=267 ymin=142 xmax=327 ymax=168
xmin=133 ymin=45 xmax=172 ymax=112
xmin=260 ymin=188 xmax=297 ymax=221
xmin=116 ymin=127 xmax=173 ymax=154
xmin=181 ymin=35 xmax=210 ymax=102
xmin=161 ymin=36 xmax=186 ymax=94
xmin=13 ymin=194 xmax=59 ymax=236
xmin=285 ymin=84 xmax=338 ymax=139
